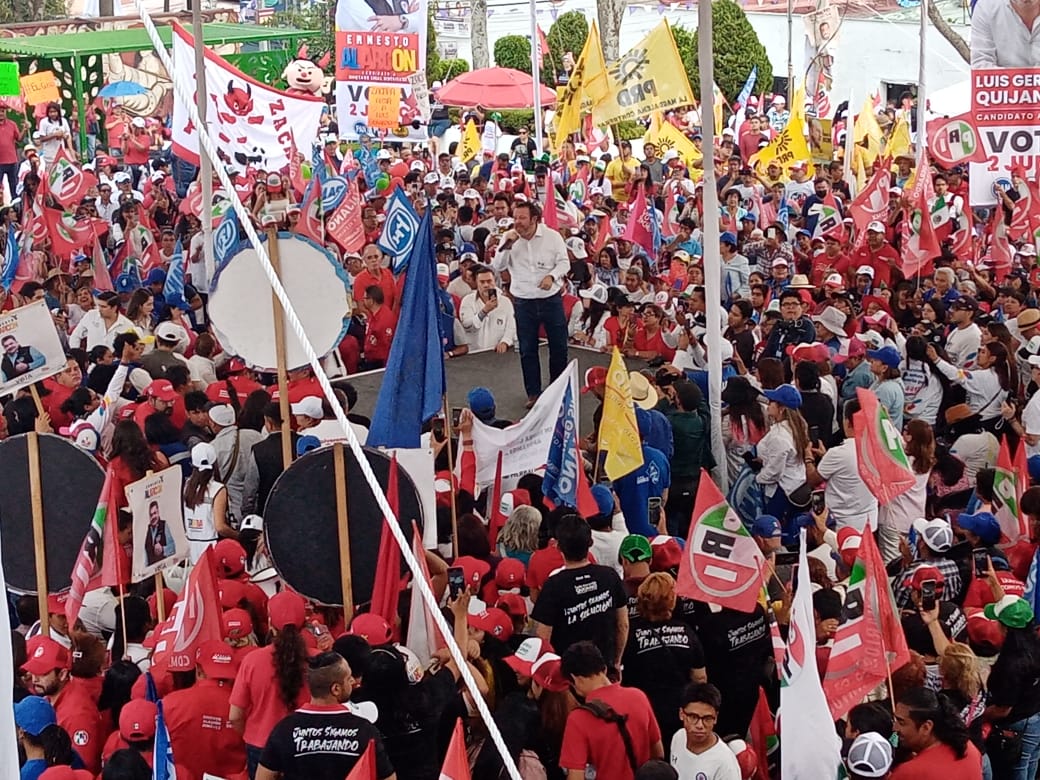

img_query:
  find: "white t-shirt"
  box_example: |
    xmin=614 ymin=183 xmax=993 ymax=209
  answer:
xmin=878 ymin=456 xmax=929 ymax=536
xmin=1023 ymin=392 xmax=1040 ymax=458
xmin=816 ymin=439 xmax=879 ymax=531
xmin=669 ymin=731 xmax=742 ymax=780
xmin=945 ymin=323 xmax=982 ymax=369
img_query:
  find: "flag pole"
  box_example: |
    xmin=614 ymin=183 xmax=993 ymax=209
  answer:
xmin=442 ymin=395 xmax=460 ymax=558
xmin=154 ymin=571 xmax=166 ymax=622
xmin=529 ymin=0 xmax=543 ymax=153
xmin=265 ymin=225 xmax=294 ymax=470
xmin=917 ymin=0 xmax=928 ymax=154
xmin=27 ymin=431 xmax=49 ymax=637
xmin=333 ymin=443 xmax=355 ymax=625
xmin=697 ymin=0 xmax=727 ymax=490
xmin=192 ymin=0 xmax=214 ymax=287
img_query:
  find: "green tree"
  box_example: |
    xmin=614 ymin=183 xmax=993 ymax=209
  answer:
xmin=0 ymin=0 xmax=66 ymax=23
xmin=431 ymin=58 xmax=470 ymax=84
xmin=545 ymin=11 xmax=588 ymax=87
xmin=426 ymin=12 xmax=441 ymax=86
xmin=673 ymin=0 xmax=772 ymax=104
xmin=271 ymin=0 xmax=334 ymax=65
xmin=494 ymin=34 xmax=532 ymax=73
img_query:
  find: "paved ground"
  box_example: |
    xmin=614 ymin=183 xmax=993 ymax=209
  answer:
xmin=347 ymin=345 xmax=647 ymax=432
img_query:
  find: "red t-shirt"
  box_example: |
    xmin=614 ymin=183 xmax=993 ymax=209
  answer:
xmin=353 ymin=267 xmax=397 ymax=311
xmin=0 ymin=120 xmax=19 ymax=165
xmin=229 ymin=645 xmax=309 ymax=748
xmin=228 ymin=375 xmax=264 ymax=406
xmin=810 ymin=252 xmax=851 ymax=287
xmin=164 ymin=679 xmax=248 ymax=780
xmin=962 ymin=570 xmax=1025 ymax=611
xmin=850 ymin=244 xmax=902 ymax=289
xmin=560 ymin=683 xmax=662 ymax=780
xmin=54 ymin=677 xmax=106 ymax=774
xmin=527 ymin=543 xmax=565 ymax=593
xmin=42 ymin=378 xmax=76 ymax=432
xmin=634 ymin=329 xmax=675 ymax=361
xmin=604 ymin=317 xmax=643 ymax=349
xmin=285 ymin=375 xmax=323 ymax=405
xmin=889 ymin=741 xmax=983 ymax=780
xmin=365 ymin=305 xmax=398 ymax=363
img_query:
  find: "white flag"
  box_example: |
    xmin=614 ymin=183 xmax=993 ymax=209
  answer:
xmin=405 ymin=520 xmax=445 ymax=662
xmin=0 ymin=529 xmax=21 ymax=780
xmin=779 ymin=532 xmax=843 ymax=779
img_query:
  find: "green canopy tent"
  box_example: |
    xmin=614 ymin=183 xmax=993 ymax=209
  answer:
xmin=0 ymin=22 xmax=315 ymax=156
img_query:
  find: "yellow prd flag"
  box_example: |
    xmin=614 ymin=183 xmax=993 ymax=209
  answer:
xmin=553 ymin=21 xmax=608 ymax=150
xmin=599 ymin=348 xmax=644 ymax=481
xmin=749 ymin=83 xmax=814 ymax=179
xmin=651 ymin=122 xmax=702 ymax=167
xmin=712 ymin=81 xmax=726 ymax=133
xmin=459 ymin=119 xmax=481 ymax=163
xmin=851 ymin=96 xmax=884 ymax=188
xmin=591 ymin=21 xmax=695 ymax=127
xmin=885 ymin=117 xmax=912 ymax=161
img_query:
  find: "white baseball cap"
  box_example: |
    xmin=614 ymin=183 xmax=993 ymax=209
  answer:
xmin=866 ymin=220 xmax=886 ymax=233
xmin=290 ymin=396 xmax=324 ymax=420
xmin=911 ymin=517 xmax=954 ymax=552
xmin=566 ymin=237 xmax=588 ymax=259
xmin=579 ymin=283 xmax=608 ymax=304
xmin=856 ymin=265 xmax=875 ymax=277
xmin=207 ymin=404 xmax=236 ymax=428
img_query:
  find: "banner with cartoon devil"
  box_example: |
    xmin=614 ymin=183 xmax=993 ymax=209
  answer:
xmin=333 ymin=0 xmax=430 ymax=141
xmin=170 ymin=22 xmax=326 ymax=173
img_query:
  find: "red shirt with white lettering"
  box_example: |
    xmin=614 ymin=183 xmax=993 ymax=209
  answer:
xmin=164 ymin=679 xmax=247 ymax=780
xmin=364 ymin=305 xmax=398 ymax=364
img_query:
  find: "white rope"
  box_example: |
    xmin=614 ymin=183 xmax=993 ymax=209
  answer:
xmin=132 ymin=11 xmax=523 ymax=780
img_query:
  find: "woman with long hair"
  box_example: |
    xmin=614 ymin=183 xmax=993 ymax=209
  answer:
xmin=878 ymin=420 xmax=936 ymax=562
xmin=125 ymin=289 xmax=155 ymax=341
xmin=721 ymin=377 xmax=767 ymax=485
xmin=237 ymin=389 xmax=270 ymax=433
xmin=754 ymin=384 xmax=810 ymax=521
xmin=929 ymin=340 xmax=1012 ymax=431
xmin=574 ymin=285 xmax=611 ymax=350
xmin=903 ymin=335 xmax=946 ymax=426
xmin=894 ymin=687 xmax=981 ymax=773
xmin=593 ymin=246 xmax=621 ymax=287
xmin=230 ymin=590 xmax=310 ymax=778
xmin=183 ymin=442 xmax=236 ymax=564
xmin=940 ymin=642 xmax=989 ymax=775
xmin=497 ymin=505 xmax=541 ymax=565
xmin=98 ymin=661 xmax=143 ymax=734
xmin=109 ymin=420 xmax=166 ymax=512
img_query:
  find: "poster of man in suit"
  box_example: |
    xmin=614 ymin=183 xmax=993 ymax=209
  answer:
xmin=127 ymin=466 xmax=188 ymax=582
xmin=0 ymin=301 xmax=66 ymax=395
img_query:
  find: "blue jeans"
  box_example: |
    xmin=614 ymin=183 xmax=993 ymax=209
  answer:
xmin=513 ymin=292 xmax=568 ymax=399
xmin=1008 ymin=711 xmax=1040 ymax=779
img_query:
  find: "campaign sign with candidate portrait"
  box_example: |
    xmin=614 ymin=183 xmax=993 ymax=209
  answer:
xmin=127 ymin=466 xmax=188 ymax=582
xmin=0 ymin=300 xmax=67 ymax=396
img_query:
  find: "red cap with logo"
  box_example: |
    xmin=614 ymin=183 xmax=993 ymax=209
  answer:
xmin=119 ymin=699 xmax=157 ymax=741
xmin=223 ymin=607 xmax=254 ymax=640
xmin=349 ymin=613 xmax=393 ymax=644
xmin=144 ymin=379 xmax=178 ymax=403
xmin=650 ymin=536 xmax=682 ymax=572
xmin=22 ymin=637 xmax=70 ymax=676
xmin=214 ymin=539 xmax=247 ymax=577
xmin=531 ymin=653 xmax=569 ymax=692
xmin=467 ymin=603 xmax=513 ymax=641
xmin=582 ymin=366 xmax=607 ymax=394
xmin=196 ymin=639 xmax=240 ymax=680
xmin=495 ymin=558 xmax=527 ymax=589
xmin=205 ymin=383 xmax=232 ymax=404
xmin=46 ymin=592 xmax=68 ymax=615
xmin=455 ymin=555 xmax=491 ymax=589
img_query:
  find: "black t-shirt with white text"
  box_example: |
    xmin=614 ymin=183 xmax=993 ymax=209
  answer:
xmin=260 ymin=705 xmax=393 ymax=780
xmin=532 ymin=564 xmax=626 ymax=662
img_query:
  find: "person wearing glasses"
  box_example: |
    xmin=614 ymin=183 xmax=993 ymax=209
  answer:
xmin=256 ymin=650 xmax=397 ymax=780
xmin=669 ymin=683 xmax=742 ymax=779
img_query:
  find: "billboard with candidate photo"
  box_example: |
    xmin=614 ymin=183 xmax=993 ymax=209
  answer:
xmin=0 ymin=301 xmax=68 ymax=397
xmin=126 ymin=467 xmax=188 ymax=583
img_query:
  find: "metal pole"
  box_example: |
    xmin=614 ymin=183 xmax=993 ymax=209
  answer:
xmin=917 ymin=0 xmax=928 ymax=151
xmin=529 ymin=0 xmax=542 ymax=153
xmin=192 ymin=7 xmax=214 ymax=284
xmin=787 ymin=0 xmax=794 ymax=104
xmin=698 ymin=0 xmax=726 ymax=489
xmin=72 ymin=55 xmax=88 ymax=162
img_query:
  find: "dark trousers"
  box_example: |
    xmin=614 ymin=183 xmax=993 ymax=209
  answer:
xmin=666 ymin=475 xmax=700 ymax=537
xmin=0 ymin=163 xmax=17 ymax=201
xmin=514 ymin=292 xmax=568 ymax=399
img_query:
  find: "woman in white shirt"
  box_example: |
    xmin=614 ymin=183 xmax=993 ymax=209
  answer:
xmin=877 ymin=420 xmax=936 ymax=564
xmin=183 ymin=442 xmax=237 ymax=563
xmin=574 ymin=284 xmax=612 ymax=350
xmin=929 ymin=341 xmax=1013 ymax=428
xmin=754 ymin=383 xmax=810 ymax=522
xmin=903 ymin=336 xmax=945 ymax=425
xmin=125 ymin=289 xmax=155 ymax=346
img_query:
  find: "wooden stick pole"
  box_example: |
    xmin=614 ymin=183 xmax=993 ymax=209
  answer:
xmin=442 ymin=395 xmax=459 ymax=558
xmin=28 ymin=384 xmax=45 ymax=418
xmin=266 ymin=226 xmax=293 ymax=470
xmin=116 ymin=582 xmax=129 ymax=661
xmin=154 ymin=571 xmax=166 ymax=622
xmin=333 ymin=443 xmax=354 ymax=625
xmin=27 ymin=432 xmax=48 ymax=637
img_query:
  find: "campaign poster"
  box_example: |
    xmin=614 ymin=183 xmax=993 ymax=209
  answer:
xmin=126 ymin=466 xmax=188 ymax=583
xmin=804 ymin=5 xmax=839 ymax=120
xmin=0 ymin=300 xmax=67 ymax=396
xmin=969 ymin=1 xmax=1040 ymax=205
xmin=334 ymin=0 xmax=429 ymax=141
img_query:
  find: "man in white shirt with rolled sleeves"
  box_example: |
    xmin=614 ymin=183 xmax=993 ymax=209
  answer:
xmin=459 ymin=264 xmax=517 ymax=352
xmin=491 ymin=201 xmax=570 ymax=407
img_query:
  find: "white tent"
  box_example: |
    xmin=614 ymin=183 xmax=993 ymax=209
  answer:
xmin=926 ymin=80 xmax=970 ymax=117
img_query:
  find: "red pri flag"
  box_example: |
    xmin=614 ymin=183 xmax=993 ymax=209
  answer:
xmin=327 ymin=175 xmax=366 ymax=254
xmin=622 ymin=185 xmax=655 ymax=255
xmin=66 ymin=468 xmax=118 ymax=629
xmin=993 ymin=436 xmax=1027 ymax=544
xmin=345 ymin=742 xmax=376 ymax=780
xmin=541 ymin=181 xmax=559 ymax=231
xmin=293 ymin=177 xmax=324 ymax=244
xmin=370 ymin=456 xmax=403 ymax=637
xmin=440 ymin=720 xmax=471 ymax=780
xmin=948 ymin=201 xmax=975 ymax=262
xmin=150 ymin=546 xmax=223 ymax=670
xmin=42 ymin=207 xmax=94 ymax=256
xmin=822 ymin=530 xmax=909 ymax=719
xmin=1009 ymin=178 xmax=1040 ymax=244
xmin=899 ymin=150 xmax=941 ymax=278
xmin=405 ymin=519 xmax=446 ymax=661
xmin=989 ymin=203 xmax=1015 ymax=282
xmin=487 ymin=450 xmax=507 ymax=548
xmin=46 ymin=146 xmax=97 ymax=208
xmin=852 ymin=388 xmax=916 ymax=504
xmin=91 ymin=237 xmax=113 ymax=292
xmin=536 ymin=25 xmax=550 ymax=68
xmin=849 ymin=159 xmax=890 ymax=241
xmin=675 ymin=469 xmax=766 ymax=613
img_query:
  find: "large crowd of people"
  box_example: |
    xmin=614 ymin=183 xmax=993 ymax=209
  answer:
xmin=2 ymin=77 xmax=1040 ymax=780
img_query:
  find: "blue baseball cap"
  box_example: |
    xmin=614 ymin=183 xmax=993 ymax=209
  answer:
xmin=782 ymin=512 xmax=816 ymax=548
xmin=866 ymin=346 xmax=901 ymax=369
xmin=750 ymin=514 xmax=781 ymax=538
xmin=720 ymin=231 xmax=738 ymax=247
xmin=590 ymin=484 xmax=614 ymax=519
xmin=466 ymin=387 xmax=496 ymax=421
xmin=296 ymin=435 xmax=321 ymax=456
xmin=958 ymin=511 xmax=1001 ymax=546
xmin=114 ymin=273 xmax=138 ymax=293
xmin=145 ymin=268 xmax=167 ymax=285
xmin=762 ymin=383 xmax=802 ymax=410
xmin=14 ymin=696 xmax=56 ymax=736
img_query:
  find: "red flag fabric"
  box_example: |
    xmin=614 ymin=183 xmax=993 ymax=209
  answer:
xmin=822 ymin=530 xmax=909 ymax=719
xmin=622 ymin=185 xmax=655 ymax=255
xmin=487 ymin=451 xmax=507 ymax=548
xmin=66 ymin=468 xmax=117 ymax=629
xmin=536 ymin=25 xmax=550 ymax=69
xmin=370 ymin=456 xmax=403 ymax=637
xmin=293 ymin=177 xmax=323 ymax=243
xmin=989 ymin=203 xmax=1014 ymax=283
xmin=541 ymin=181 xmax=559 ymax=231
xmin=345 ymin=742 xmax=376 ymax=780
xmin=993 ymin=437 xmax=1027 ymax=544
xmin=150 ymin=546 xmax=223 ymax=670
xmin=926 ymin=113 xmax=989 ymax=168
xmin=663 ymin=186 xmax=681 ymax=238
xmin=852 ymin=387 xmax=916 ymax=504
xmin=748 ymin=689 xmax=776 ymax=780
xmin=573 ymin=439 xmax=599 ymax=519
xmin=1015 ymin=439 xmax=1029 ymax=540
xmin=849 ymin=159 xmax=890 ymax=239
xmin=91 ymin=236 xmax=114 ymax=292
xmin=100 ymin=470 xmax=128 ymax=588
xmin=948 ymin=202 xmax=975 ymax=262
xmin=899 ymin=151 xmax=941 ymax=278
xmin=675 ymin=470 xmax=766 ymax=613
xmin=327 ymin=175 xmax=366 ymax=254
xmin=46 ymin=147 xmax=97 ymax=208
xmin=1009 ymin=179 xmax=1040 ymax=243
xmin=440 ymin=720 xmax=471 ymax=780
xmin=42 ymin=207 xmax=94 ymax=256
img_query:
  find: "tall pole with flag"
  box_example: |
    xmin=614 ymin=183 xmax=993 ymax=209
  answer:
xmin=918 ymin=0 xmax=928 ymax=152
xmin=698 ymin=0 xmax=726 ymax=488
xmin=529 ymin=0 xmax=543 ymax=153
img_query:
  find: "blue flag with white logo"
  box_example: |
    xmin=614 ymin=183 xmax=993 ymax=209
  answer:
xmin=311 ymin=142 xmax=328 ymax=186
xmin=163 ymin=239 xmax=187 ymax=311
xmin=153 ymin=699 xmax=176 ymax=780
xmin=542 ymin=383 xmax=582 ymax=509
xmin=367 ymin=208 xmax=446 ymax=449
xmin=1025 ymin=547 xmax=1040 ymax=619
xmin=213 ymin=207 xmax=242 ymax=282
xmin=734 ymin=66 xmax=758 ymax=112
xmin=1 ymin=223 xmax=18 ymax=292
xmin=378 ymin=189 xmax=421 ymax=275
xmin=777 ymin=192 xmax=790 ymax=231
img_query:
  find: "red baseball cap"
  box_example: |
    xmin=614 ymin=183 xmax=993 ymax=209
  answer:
xmin=144 ymin=379 xmax=178 ymax=403
xmin=268 ymin=590 xmax=307 ymax=630
xmin=468 ymin=604 xmax=513 ymax=642
xmin=495 ymin=558 xmax=527 ymax=589
xmin=349 ymin=613 xmax=393 ymax=644
xmin=214 ymin=539 xmax=247 ymax=577
xmin=496 ymin=593 xmax=528 ymax=621
xmin=46 ymin=592 xmax=68 ymax=615
xmin=218 ymin=578 xmax=248 ymax=609
xmin=531 ymin=653 xmax=569 ymax=692
xmin=196 ymin=639 xmax=239 ymax=680
xmin=650 ymin=536 xmax=682 ymax=572
xmin=205 ymin=383 xmax=232 ymax=404
xmin=455 ymin=555 xmax=491 ymax=589
xmin=836 ymin=527 xmax=862 ymax=569
xmin=22 ymin=637 xmax=70 ymax=675
xmin=582 ymin=366 xmax=607 ymax=394
xmin=223 ymin=607 xmax=254 ymax=640
xmin=119 ymin=699 xmax=157 ymax=741
xmin=904 ymin=565 xmax=946 ymax=594
xmin=226 ymin=357 xmax=247 ymax=373
xmin=504 ymin=636 xmax=549 ymax=677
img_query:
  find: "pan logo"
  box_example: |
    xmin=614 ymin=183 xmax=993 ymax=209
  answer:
xmin=379 ymin=190 xmax=420 ymax=268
